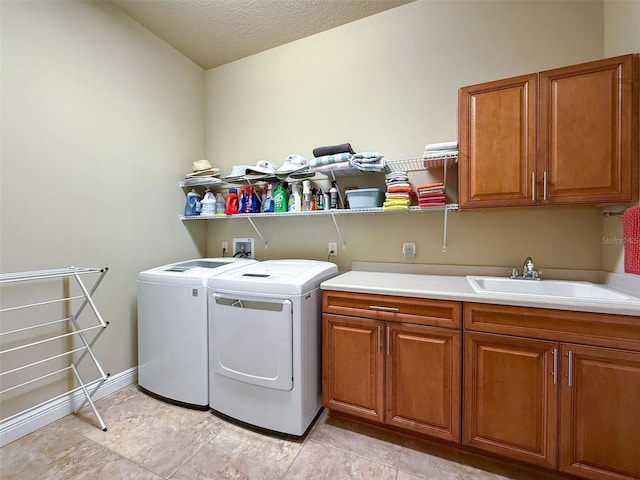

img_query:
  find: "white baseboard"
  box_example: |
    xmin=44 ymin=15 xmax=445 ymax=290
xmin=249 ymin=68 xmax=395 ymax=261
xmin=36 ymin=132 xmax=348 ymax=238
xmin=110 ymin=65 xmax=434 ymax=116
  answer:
xmin=0 ymin=367 xmax=137 ymax=447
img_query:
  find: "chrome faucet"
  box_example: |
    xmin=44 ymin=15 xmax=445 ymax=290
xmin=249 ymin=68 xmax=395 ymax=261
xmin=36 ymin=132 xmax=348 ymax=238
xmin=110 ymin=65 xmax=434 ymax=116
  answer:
xmin=510 ymin=257 xmax=541 ymax=280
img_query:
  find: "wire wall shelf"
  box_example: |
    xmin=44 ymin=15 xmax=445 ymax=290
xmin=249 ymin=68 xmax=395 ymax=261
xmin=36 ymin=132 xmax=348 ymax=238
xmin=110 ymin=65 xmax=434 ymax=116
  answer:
xmin=178 ymin=152 xmax=459 ymax=252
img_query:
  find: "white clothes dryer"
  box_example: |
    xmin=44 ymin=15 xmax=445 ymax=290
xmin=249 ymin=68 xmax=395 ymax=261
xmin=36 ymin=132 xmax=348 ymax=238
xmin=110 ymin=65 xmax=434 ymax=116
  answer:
xmin=207 ymin=259 xmax=338 ymax=436
xmin=137 ymin=258 xmax=256 ymax=408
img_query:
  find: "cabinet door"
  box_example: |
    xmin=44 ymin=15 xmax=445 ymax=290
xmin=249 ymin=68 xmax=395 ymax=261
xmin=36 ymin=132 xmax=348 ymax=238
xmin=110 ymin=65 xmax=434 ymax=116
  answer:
xmin=560 ymin=344 xmax=640 ymax=480
xmin=386 ymin=323 xmax=461 ymax=442
xmin=539 ymin=54 xmax=639 ymax=204
xmin=322 ymin=313 xmax=384 ymax=422
xmin=463 ymin=332 xmax=559 ymax=469
xmin=459 ymin=73 xmax=538 ymax=208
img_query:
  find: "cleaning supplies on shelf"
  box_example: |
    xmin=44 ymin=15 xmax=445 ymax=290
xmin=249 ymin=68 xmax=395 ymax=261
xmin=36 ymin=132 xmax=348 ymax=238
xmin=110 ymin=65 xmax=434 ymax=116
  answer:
xmin=238 ymin=187 xmax=247 ymax=213
xmin=200 ymin=190 xmax=216 ymax=216
xmin=246 ymin=186 xmax=260 ymax=213
xmin=273 ymin=183 xmax=287 ymax=213
xmin=316 ymin=189 xmax=325 ymax=211
xmin=226 ymin=188 xmax=239 ymax=215
xmin=184 ymin=189 xmax=202 ymax=216
xmin=288 ymin=182 xmax=301 ymax=212
xmin=262 ymin=183 xmax=274 ymax=213
xmin=302 ymin=180 xmax=312 ymax=211
xmin=215 ymin=193 xmax=226 ymax=215
xmin=329 ymin=183 xmax=339 ymax=210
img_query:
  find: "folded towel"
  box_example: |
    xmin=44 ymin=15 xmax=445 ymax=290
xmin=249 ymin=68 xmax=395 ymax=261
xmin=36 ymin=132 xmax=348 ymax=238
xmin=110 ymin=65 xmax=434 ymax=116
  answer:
xmin=624 ymin=206 xmax=640 ymax=275
xmin=387 ymin=186 xmax=413 ymax=193
xmin=385 ymin=171 xmax=408 ymax=180
xmin=383 ymin=204 xmax=410 ymax=211
xmin=310 ymin=152 xmax=351 ymax=167
xmin=313 ymin=143 xmax=356 ymax=157
xmin=418 ymin=193 xmax=446 ymax=201
xmin=417 ymin=183 xmax=444 ymax=194
xmin=383 ymin=199 xmax=411 ymax=206
xmin=350 ymin=159 xmax=386 ymax=172
xmin=424 ymin=141 xmax=458 ymax=152
xmin=352 ymin=152 xmax=384 ymax=162
xmin=385 ymin=183 xmax=411 ymax=189
xmin=386 ymin=195 xmax=411 ymax=201
xmin=314 ymin=162 xmax=351 ymax=172
xmin=423 ymin=149 xmax=458 ymax=159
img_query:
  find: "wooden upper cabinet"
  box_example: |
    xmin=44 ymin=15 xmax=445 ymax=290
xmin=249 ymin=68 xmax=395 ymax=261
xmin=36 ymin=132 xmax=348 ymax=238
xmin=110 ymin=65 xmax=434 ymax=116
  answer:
xmin=539 ymin=54 xmax=639 ymax=204
xmin=458 ymin=54 xmax=639 ymax=209
xmin=459 ymin=74 xmax=538 ymax=208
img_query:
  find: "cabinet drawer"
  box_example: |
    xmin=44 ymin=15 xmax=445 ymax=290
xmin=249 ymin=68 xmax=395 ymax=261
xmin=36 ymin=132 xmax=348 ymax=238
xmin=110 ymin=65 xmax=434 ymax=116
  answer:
xmin=464 ymin=303 xmax=640 ymax=351
xmin=323 ymin=291 xmax=461 ymax=329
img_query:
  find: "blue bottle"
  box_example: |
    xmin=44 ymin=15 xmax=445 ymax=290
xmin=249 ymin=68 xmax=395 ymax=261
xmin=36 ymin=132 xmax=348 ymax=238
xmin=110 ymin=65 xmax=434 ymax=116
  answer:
xmin=184 ymin=189 xmax=201 ymax=216
xmin=238 ymin=187 xmax=247 ymax=213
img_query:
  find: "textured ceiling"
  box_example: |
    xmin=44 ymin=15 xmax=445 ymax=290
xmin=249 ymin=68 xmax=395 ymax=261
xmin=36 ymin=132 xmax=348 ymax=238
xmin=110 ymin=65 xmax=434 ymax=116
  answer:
xmin=108 ymin=0 xmax=414 ymax=70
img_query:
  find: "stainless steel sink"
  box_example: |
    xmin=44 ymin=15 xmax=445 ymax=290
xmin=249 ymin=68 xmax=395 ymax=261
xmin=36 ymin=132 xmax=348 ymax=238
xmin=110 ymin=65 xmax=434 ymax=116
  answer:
xmin=466 ymin=276 xmax=631 ymax=301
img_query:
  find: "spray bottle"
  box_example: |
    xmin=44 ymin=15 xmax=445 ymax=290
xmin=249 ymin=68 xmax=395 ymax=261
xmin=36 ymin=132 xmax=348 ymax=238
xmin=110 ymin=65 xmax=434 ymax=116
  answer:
xmin=273 ymin=183 xmax=287 ymax=213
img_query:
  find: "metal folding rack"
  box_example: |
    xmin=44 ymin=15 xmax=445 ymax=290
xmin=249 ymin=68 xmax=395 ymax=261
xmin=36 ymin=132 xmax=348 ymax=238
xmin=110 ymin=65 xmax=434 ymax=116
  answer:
xmin=0 ymin=266 xmax=110 ymax=431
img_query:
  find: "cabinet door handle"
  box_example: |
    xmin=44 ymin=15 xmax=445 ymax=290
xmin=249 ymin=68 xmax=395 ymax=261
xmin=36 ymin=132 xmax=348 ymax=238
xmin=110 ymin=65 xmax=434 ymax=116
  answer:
xmin=377 ymin=326 xmax=382 ymax=354
xmin=567 ymin=350 xmax=573 ymax=387
xmin=531 ymin=172 xmax=536 ymax=202
xmin=369 ymin=305 xmax=399 ymax=312
xmin=543 ymin=171 xmax=548 ymax=201
xmin=386 ymin=326 xmax=390 ymax=356
xmin=552 ymin=348 xmax=558 ymax=384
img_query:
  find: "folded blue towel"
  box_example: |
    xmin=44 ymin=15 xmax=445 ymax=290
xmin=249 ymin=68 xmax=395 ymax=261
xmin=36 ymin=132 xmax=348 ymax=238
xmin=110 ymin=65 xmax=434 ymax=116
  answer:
xmin=310 ymin=152 xmax=351 ymax=167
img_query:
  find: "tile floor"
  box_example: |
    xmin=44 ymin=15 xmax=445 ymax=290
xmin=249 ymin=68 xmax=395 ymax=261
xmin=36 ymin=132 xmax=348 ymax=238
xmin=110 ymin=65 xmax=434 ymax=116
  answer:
xmin=0 ymin=385 xmax=564 ymax=479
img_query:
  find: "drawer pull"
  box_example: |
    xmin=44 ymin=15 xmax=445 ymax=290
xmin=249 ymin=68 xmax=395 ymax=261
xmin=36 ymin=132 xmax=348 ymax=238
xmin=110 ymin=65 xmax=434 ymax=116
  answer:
xmin=377 ymin=326 xmax=382 ymax=354
xmin=552 ymin=348 xmax=558 ymax=384
xmin=386 ymin=326 xmax=390 ymax=356
xmin=567 ymin=350 xmax=573 ymax=387
xmin=369 ymin=305 xmax=399 ymax=312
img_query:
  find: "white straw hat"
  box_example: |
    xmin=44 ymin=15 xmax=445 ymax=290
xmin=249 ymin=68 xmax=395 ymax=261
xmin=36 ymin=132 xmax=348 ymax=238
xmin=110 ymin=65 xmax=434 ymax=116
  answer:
xmin=186 ymin=159 xmax=220 ymax=177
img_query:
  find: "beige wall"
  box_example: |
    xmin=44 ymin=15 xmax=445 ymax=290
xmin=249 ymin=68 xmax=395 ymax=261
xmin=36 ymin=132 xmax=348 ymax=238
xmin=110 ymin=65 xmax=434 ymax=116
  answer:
xmin=0 ymin=1 xmax=206 ymax=418
xmin=602 ymin=0 xmax=640 ymax=272
xmin=204 ymin=0 xmax=608 ymax=273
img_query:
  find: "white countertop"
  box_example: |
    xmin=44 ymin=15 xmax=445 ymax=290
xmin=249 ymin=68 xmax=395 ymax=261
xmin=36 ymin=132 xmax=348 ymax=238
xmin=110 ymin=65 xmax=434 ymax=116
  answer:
xmin=321 ymin=270 xmax=640 ymax=316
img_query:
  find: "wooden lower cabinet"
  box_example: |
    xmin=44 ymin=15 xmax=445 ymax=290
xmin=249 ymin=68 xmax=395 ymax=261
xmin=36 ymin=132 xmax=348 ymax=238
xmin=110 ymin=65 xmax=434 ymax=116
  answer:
xmin=322 ymin=314 xmax=384 ymax=422
xmin=322 ymin=312 xmax=461 ymax=442
xmin=322 ymin=293 xmax=640 ymax=480
xmin=463 ymin=332 xmax=559 ymax=469
xmin=464 ymin=303 xmax=640 ymax=480
xmin=385 ymin=322 xmax=460 ymax=441
xmin=560 ymin=344 xmax=640 ymax=480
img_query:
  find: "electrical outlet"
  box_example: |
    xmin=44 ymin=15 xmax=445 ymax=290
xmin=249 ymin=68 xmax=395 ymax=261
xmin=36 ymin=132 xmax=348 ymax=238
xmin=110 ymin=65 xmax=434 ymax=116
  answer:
xmin=402 ymin=242 xmax=416 ymax=259
xmin=328 ymin=242 xmax=337 ymax=256
xmin=222 ymin=241 xmax=228 ymax=254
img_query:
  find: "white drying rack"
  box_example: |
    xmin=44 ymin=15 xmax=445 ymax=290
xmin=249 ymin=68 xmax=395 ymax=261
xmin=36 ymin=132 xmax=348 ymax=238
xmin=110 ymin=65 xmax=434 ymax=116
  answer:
xmin=0 ymin=266 xmax=110 ymax=432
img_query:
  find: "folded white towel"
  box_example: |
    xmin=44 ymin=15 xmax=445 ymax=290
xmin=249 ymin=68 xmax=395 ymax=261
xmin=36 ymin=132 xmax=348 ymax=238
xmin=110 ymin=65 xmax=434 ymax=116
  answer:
xmin=423 ymin=149 xmax=458 ymax=159
xmin=424 ymin=141 xmax=458 ymax=152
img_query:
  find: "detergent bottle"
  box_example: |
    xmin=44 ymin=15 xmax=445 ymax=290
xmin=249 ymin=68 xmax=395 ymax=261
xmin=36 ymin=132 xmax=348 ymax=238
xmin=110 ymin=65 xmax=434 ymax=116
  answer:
xmin=200 ymin=190 xmax=216 ymax=216
xmin=226 ymin=188 xmax=239 ymax=215
xmin=273 ymin=183 xmax=287 ymax=213
xmin=184 ymin=189 xmax=201 ymax=216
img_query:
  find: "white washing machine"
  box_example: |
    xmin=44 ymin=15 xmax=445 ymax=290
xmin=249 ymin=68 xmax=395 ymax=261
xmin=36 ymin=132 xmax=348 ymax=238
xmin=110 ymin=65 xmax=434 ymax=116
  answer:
xmin=207 ymin=259 xmax=338 ymax=436
xmin=137 ymin=257 xmax=256 ymax=408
